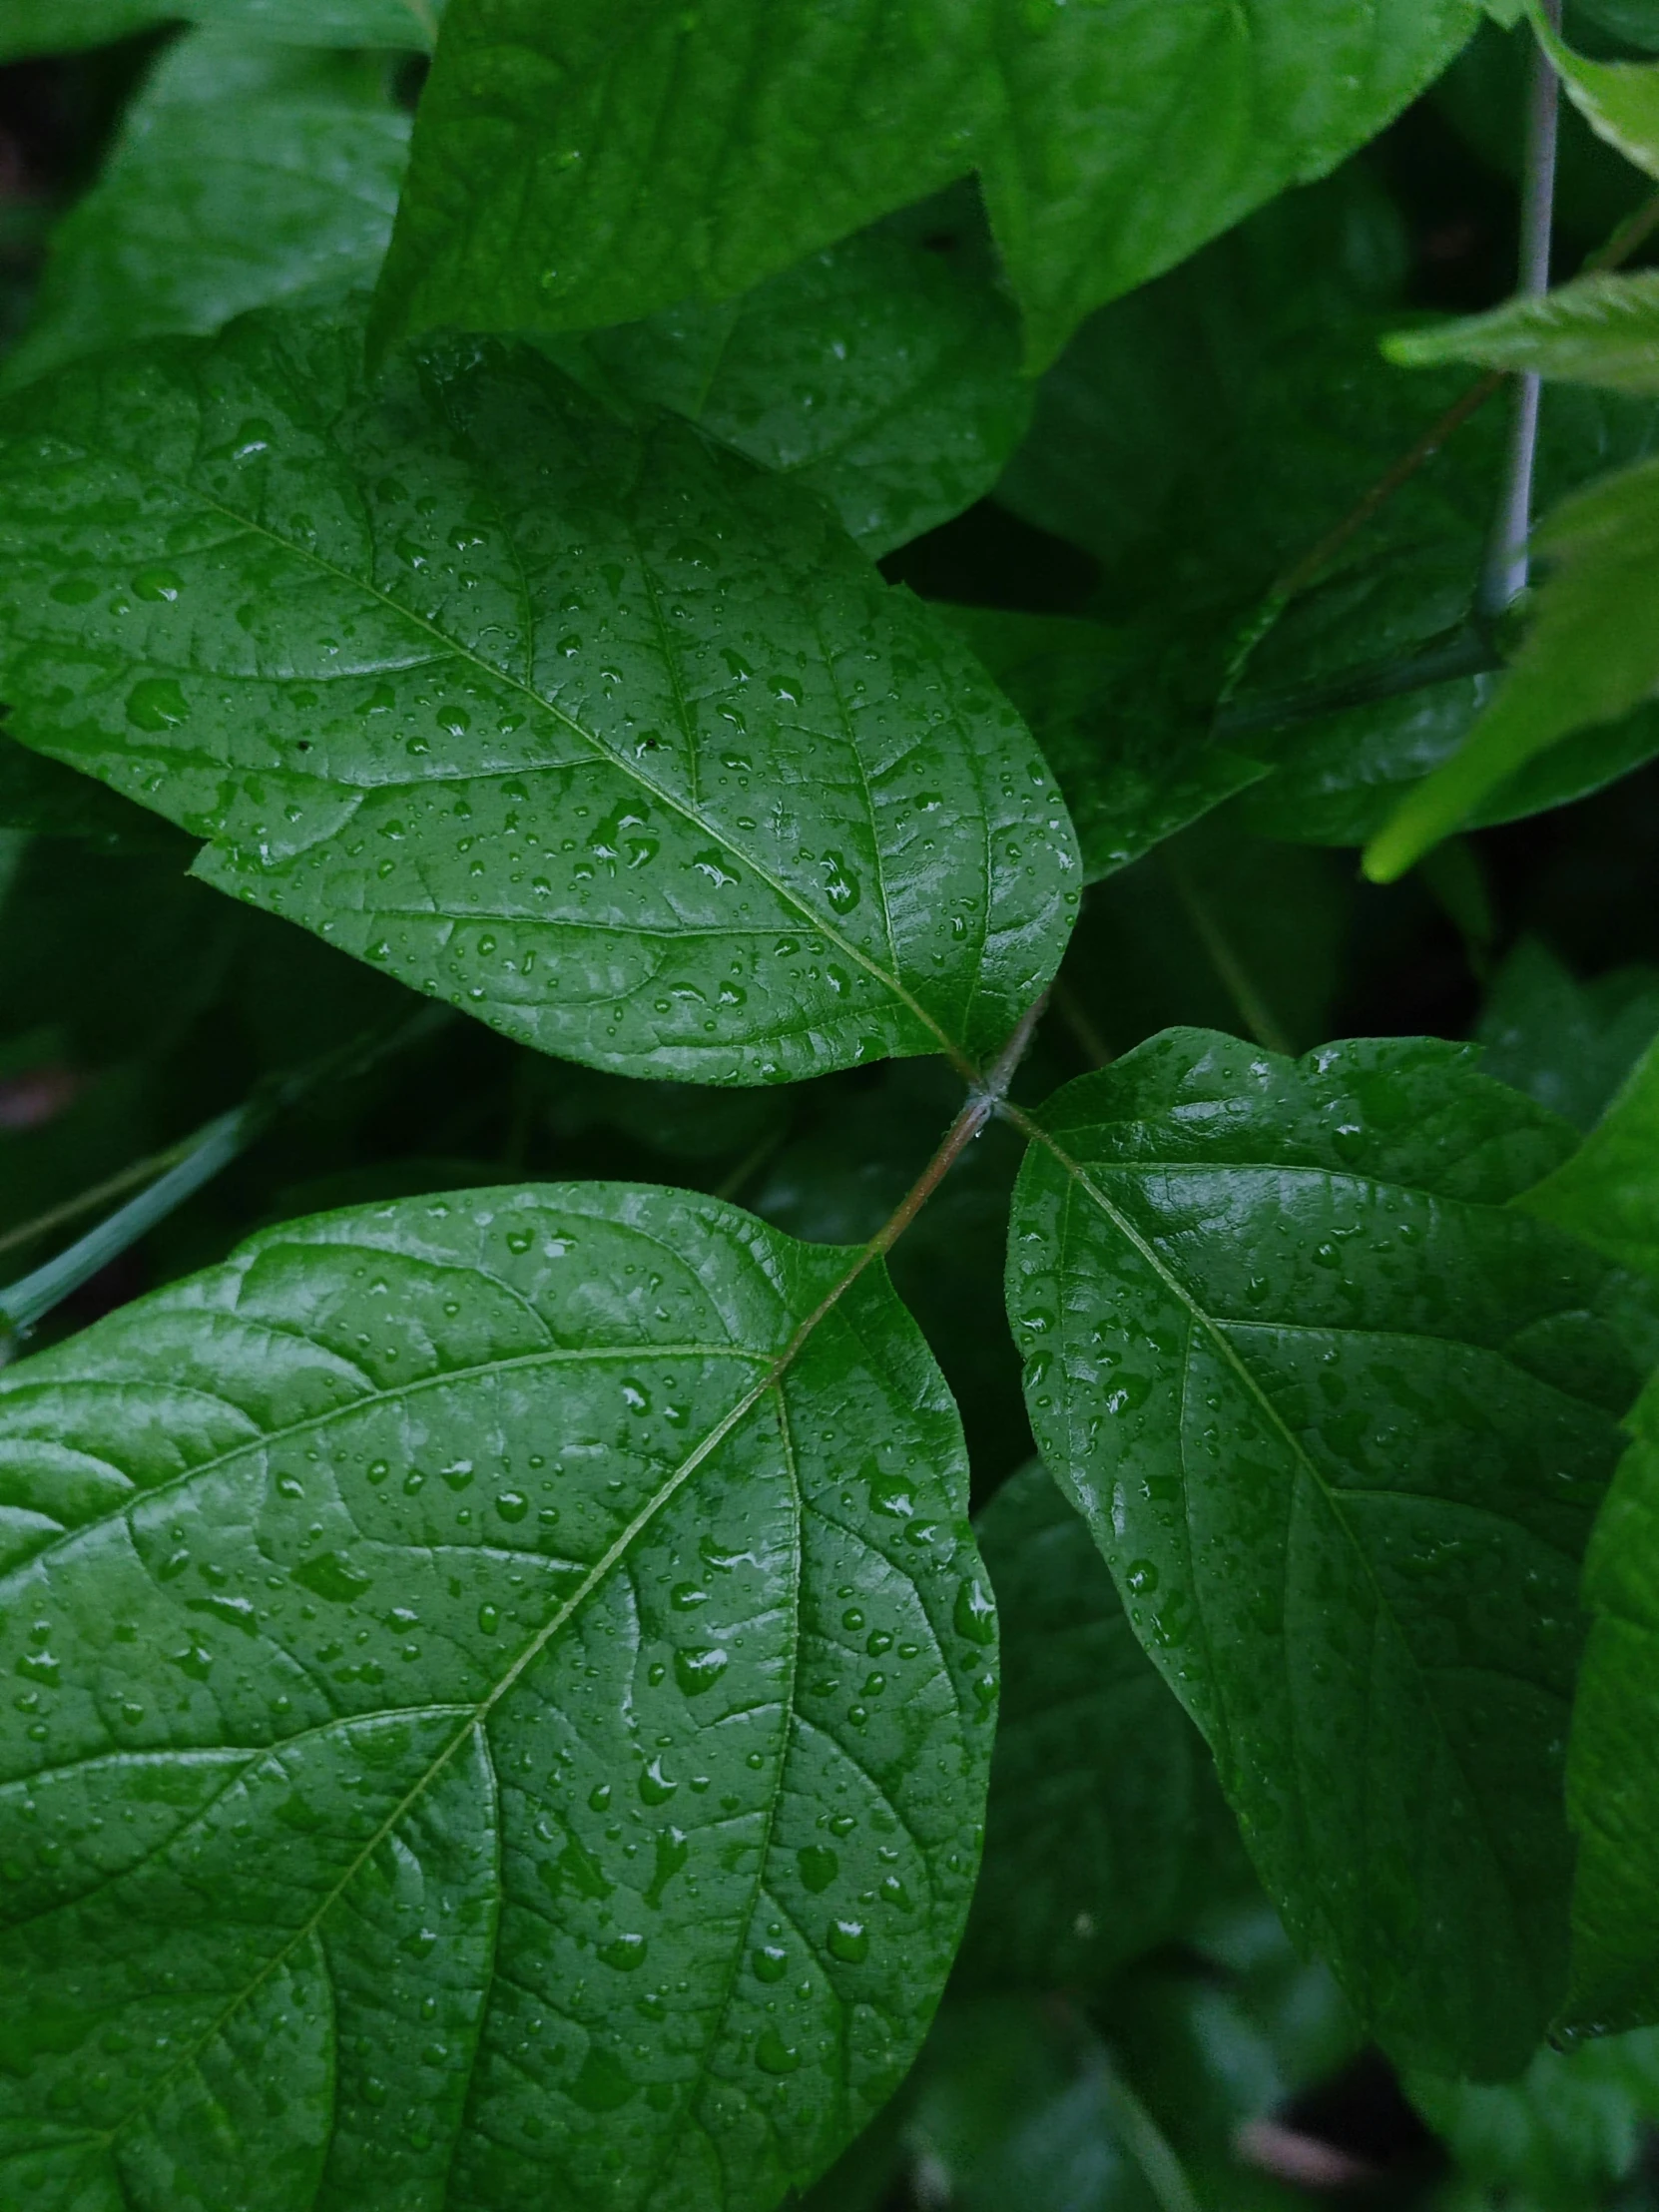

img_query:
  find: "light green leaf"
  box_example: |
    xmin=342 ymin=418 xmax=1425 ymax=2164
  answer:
xmin=370 ymin=0 xmax=1483 ymax=371
xmin=1006 ymin=1029 xmax=1637 ymax=2075
xmin=1410 ymin=2028 xmax=1659 ymax=2208
xmin=930 ymin=608 xmax=1267 ymax=882
xmin=1520 ymin=1033 xmax=1659 ymax=1278
xmin=1565 ymin=1372 xmax=1659 ymax=2030
xmin=0 ymin=1180 xmax=996 ymax=2209
xmin=0 ymin=304 xmax=1078 ymax=1085
xmin=1366 ymin=457 xmax=1659 ymax=880
xmin=1384 ymin=271 xmax=1659 ymax=395
xmin=2 ymin=34 xmax=410 ymax=393
xmin=1476 ymin=937 xmax=1659 ymax=1133
xmin=548 ymin=207 xmax=1031 ymax=559
xmin=0 ymin=0 xmax=441 ymax=60
xmin=957 ymin=1459 xmax=1232 ymax=1994
xmin=1528 ymin=0 xmax=1659 ymax=178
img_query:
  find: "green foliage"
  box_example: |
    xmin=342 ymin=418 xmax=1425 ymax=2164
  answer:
xmin=10 ymin=4 xmax=1659 ymax=2206
xmin=0 ymin=1184 xmax=994 ymax=2208
xmin=1006 ymin=1030 xmax=1636 ymax=2076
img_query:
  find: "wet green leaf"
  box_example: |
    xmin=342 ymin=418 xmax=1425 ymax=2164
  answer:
xmin=371 ymin=0 xmax=1483 ymax=370
xmin=0 ymin=1181 xmax=994 ymax=2209
xmin=549 ymin=206 xmax=1032 ymax=558
xmin=3 ymin=33 xmax=411 ymax=392
xmin=957 ymin=1458 xmax=1232 ymax=1993
xmin=0 ymin=0 xmax=441 ymax=60
xmin=1006 ymin=1029 xmax=1637 ymax=2075
xmin=0 ymin=303 xmax=1077 ymax=1084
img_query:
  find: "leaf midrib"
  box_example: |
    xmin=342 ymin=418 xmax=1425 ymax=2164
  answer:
xmin=31 ymin=409 xmax=976 ymax=1076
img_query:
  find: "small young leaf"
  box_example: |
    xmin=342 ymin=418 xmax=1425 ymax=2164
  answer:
xmin=370 ymin=0 xmax=1483 ymax=370
xmin=957 ymin=1459 xmax=1233 ymax=1994
xmin=1476 ymin=937 xmax=1659 ymax=1133
xmin=1565 ymin=1372 xmax=1659 ymax=2031
xmin=0 ymin=1182 xmax=995 ymax=2210
xmin=550 ymin=211 xmax=1032 ymax=558
xmin=0 ymin=0 xmax=442 ymax=60
xmin=1006 ymin=1029 xmax=1637 ymax=2075
xmin=1366 ymin=458 xmax=1659 ymax=880
xmin=930 ymin=607 xmax=1268 ymax=881
xmin=2 ymin=33 xmax=411 ymax=392
xmin=1385 ymin=270 xmax=1659 ymax=396
xmin=0 ymin=304 xmax=1077 ymax=1083
xmin=1409 ymin=2028 xmax=1659 ymax=2206
xmin=1520 ymin=1033 xmax=1659 ymax=1280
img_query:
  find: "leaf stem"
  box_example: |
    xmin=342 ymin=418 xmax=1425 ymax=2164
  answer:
xmin=1480 ymin=0 xmax=1563 ymax=616
xmin=1159 ymin=852 xmax=1293 ymax=1056
xmin=0 ymin=1133 xmax=207 ymax=1263
xmin=1096 ymin=2058 xmax=1203 ymax=2212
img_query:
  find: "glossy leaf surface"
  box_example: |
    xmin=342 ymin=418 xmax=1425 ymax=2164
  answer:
xmin=0 ymin=1182 xmax=995 ymax=2209
xmin=553 ymin=212 xmax=1031 ymax=558
xmin=3 ymin=35 xmax=410 ymax=392
xmin=1006 ymin=1029 xmax=1635 ymax=2074
xmin=371 ymin=0 xmax=1482 ymax=369
xmin=958 ymin=1459 xmax=1231 ymax=1994
xmin=1385 ymin=270 xmax=1659 ymax=396
xmin=1566 ymin=1373 xmax=1659 ymax=2031
xmin=0 ymin=305 xmax=1077 ymax=1083
xmin=0 ymin=0 xmax=441 ymax=58
xmin=1367 ymin=458 xmax=1659 ymax=879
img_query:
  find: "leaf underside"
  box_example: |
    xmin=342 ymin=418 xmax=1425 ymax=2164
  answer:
xmin=1006 ymin=1028 xmax=1635 ymax=2077
xmin=0 ymin=304 xmax=1077 ymax=1085
xmin=0 ymin=1183 xmax=996 ymax=2212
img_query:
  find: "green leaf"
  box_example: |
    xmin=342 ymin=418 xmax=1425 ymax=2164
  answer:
xmin=0 ymin=732 xmax=186 ymax=850
xmin=548 ymin=204 xmax=1032 ymax=559
xmin=2 ymin=33 xmax=411 ymax=392
xmin=1366 ymin=458 xmax=1659 ymax=880
xmin=1005 ymin=1028 xmax=1637 ymax=2075
xmin=1564 ymin=1372 xmax=1659 ymax=2031
xmin=1519 ymin=1033 xmax=1659 ymax=1279
xmin=370 ymin=0 xmax=1482 ymax=371
xmin=0 ymin=303 xmax=1078 ymax=1084
xmin=0 ymin=1180 xmax=996 ymax=2209
xmin=929 ymin=608 xmax=1268 ymax=882
xmin=1528 ymin=0 xmax=1659 ymax=179
xmin=1410 ymin=2028 xmax=1659 ymax=2208
xmin=1477 ymin=937 xmax=1659 ymax=1134
xmin=0 ymin=0 xmax=442 ymax=60
xmin=956 ymin=1458 xmax=1232 ymax=1994
xmin=1384 ymin=271 xmax=1659 ymax=396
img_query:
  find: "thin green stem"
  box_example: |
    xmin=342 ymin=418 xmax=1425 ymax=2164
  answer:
xmin=1159 ymin=852 xmax=1293 ymax=1057
xmin=1097 ymin=2058 xmax=1203 ymax=2212
xmin=0 ymin=1134 xmax=204 ymax=1263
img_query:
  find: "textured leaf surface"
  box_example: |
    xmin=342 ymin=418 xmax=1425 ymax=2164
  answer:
xmin=0 ymin=0 xmax=441 ymax=57
xmin=0 ymin=1182 xmax=996 ymax=2210
xmin=957 ymin=1459 xmax=1230 ymax=1994
xmin=1367 ymin=458 xmax=1659 ymax=879
xmin=1006 ymin=1029 xmax=1635 ymax=2074
xmin=1385 ymin=271 xmax=1659 ymax=395
xmin=0 ymin=304 xmax=1077 ymax=1084
xmin=931 ymin=608 xmax=1267 ymax=881
xmin=371 ymin=0 xmax=1481 ymax=370
xmin=552 ymin=212 xmax=1031 ymax=558
xmin=2 ymin=35 xmax=410 ymax=393
xmin=1410 ymin=2028 xmax=1659 ymax=2207
xmin=1521 ymin=1035 xmax=1659 ymax=1280
xmin=1566 ymin=1374 xmax=1659 ymax=2030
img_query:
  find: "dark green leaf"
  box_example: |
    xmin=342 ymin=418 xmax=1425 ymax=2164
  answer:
xmin=1476 ymin=937 xmax=1659 ymax=1133
xmin=371 ymin=0 xmax=1482 ymax=370
xmin=0 ymin=304 xmax=1078 ymax=1083
xmin=1006 ymin=1029 xmax=1636 ymax=2074
xmin=0 ymin=0 xmax=441 ymax=60
xmin=957 ymin=1458 xmax=1232 ymax=1994
xmin=549 ymin=207 xmax=1032 ymax=558
xmin=0 ymin=732 xmax=186 ymax=850
xmin=931 ymin=607 xmax=1267 ymax=881
xmin=1521 ymin=1034 xmax=1659 ymax=1279
xmin=2 ymin=33 xmax=411 ymax=392
xmin=0 ymin=1181 xmax=995 ymax=2208
xmin=1366 ymin=458 xmax=1659 ymax=879
xmin=1410 ymin=2028 xmax=1659 ymax=2208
